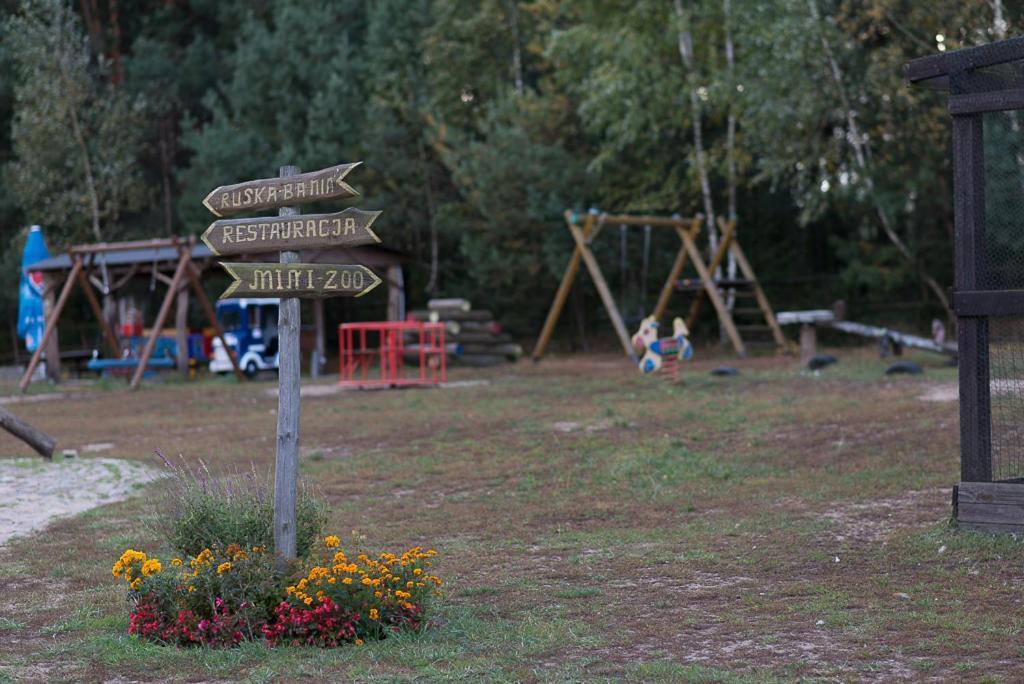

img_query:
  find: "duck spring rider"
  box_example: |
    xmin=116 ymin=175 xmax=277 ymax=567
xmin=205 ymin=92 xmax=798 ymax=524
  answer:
xmin=631 ymin=316 xmax=693 ymax=375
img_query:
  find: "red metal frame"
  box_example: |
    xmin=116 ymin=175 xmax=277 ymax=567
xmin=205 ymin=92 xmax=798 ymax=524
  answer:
xmin=338 ymin=321 xmax=446 ymax=388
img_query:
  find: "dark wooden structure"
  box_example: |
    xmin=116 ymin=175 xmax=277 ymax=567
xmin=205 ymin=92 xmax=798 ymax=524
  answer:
xmin=21 ymin=237 xmax=408 ymax=391
xmin=532 ymin=209 xmax=787 ymax=361
xmin=907 ymin=36 xmax=1024 ymax=533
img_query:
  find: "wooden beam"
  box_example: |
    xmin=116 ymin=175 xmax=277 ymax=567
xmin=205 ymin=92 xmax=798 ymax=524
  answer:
xmin=652 ymin=217 xmax=701 ymax=321
xmin=678 ymin=226 xmax=746 ymax=357
xmin=954 ymin=113 xmax=991 ymax=483
xmin=176 ymin=284 xmax=189 ymax=378
xmin=70 ymin=238 xmax=181 ymax=255
xmin=569 ymin=221 xmax=637 ymax=361
xmin=730 ymin=241 xmax=789 ymax=350
xmin=531 ymin=211 xmax=596 ymax=361
xmin=686 ymin=218 xmax=737 ymax=329
xmin=186 ymin=261 xmax=246 ymax=382
xmin=42 ymin=273 xmax=61 ymax=383
xmin=77 ymin=257 xmax=122 ymax=357
xmin=130 ymin=250 xmax=190 ymax=389
xmin=19 ymin=259 xmax=82 ymax=392
xmin=596 ymin=214 xmax=696 ymax=228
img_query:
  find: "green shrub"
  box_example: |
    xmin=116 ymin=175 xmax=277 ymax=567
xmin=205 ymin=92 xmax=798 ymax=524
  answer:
xmin=151 ymin=450 xmax=327 ymax=558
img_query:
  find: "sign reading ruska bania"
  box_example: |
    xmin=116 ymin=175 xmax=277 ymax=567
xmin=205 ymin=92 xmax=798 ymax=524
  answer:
xmin=202 ymin=161 xmax=384 ymax=565
xmin=202 ymin=162 xmax=360 ymax=217
xmin=201 ymin=208 xmax=381 ymax=256
xmin=220 ymin=263 xmax=381 ymax=299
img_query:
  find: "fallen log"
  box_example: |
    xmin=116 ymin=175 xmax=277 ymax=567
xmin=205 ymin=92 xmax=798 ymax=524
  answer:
xmin=408 ymin=309 xmax=493 ymax=323
xmin=449 ymin=332 xmax=513 ymax=344
xmin=427 ymin=298 xmax=471 ymax=312
xmin=0 ymin=405 xmax=56 ymax=458
xmin=461 ymin=343 xmax=522 ymax=358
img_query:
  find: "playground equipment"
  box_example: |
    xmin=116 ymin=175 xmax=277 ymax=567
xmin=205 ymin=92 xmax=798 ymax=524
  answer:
xmin=532 ymin=210 xmax=787 ymax=362
xmin=18 ymin=237 xmax=244 ymax=390
xmin=209 ymin=298 xmax=281 ymax=378
xmin=338 ymin=321 xmax=446 ymax=388
xmin=631 ymin=316 xmax=693 ymax=378
xmin=776 ymin=304 xmax=957 ymax=364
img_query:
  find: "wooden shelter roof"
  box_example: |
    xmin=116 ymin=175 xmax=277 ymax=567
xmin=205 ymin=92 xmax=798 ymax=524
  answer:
xmin=31 ymin=241 xmax=408 ymax=273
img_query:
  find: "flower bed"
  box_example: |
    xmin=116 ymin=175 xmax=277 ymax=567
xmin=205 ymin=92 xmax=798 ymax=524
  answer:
xmin=113 ymin=536 xmax=441 ymax=648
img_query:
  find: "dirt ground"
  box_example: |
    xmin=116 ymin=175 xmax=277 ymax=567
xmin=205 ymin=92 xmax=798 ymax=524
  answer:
xmin=0 ymin=348 xmax=1019 ymax=682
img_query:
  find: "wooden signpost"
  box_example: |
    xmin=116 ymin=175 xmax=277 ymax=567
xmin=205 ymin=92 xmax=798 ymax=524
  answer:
xmin=220 ymin=263 xmax=381 ymax=299
xmin=203 ymin=163 xmax=360 ymax=217
xmin=202 ymin=162 xmax=381 ymax=564
xmin=201 ymin=208 xmax=381 ymax=256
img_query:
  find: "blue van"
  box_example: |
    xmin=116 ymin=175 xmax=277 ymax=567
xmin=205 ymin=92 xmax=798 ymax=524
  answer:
xmin=210 ymin=298 xmax=280 ymax=377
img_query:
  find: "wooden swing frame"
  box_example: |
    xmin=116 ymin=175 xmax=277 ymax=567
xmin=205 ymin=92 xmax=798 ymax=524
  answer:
xmin=18 ymin=236 xmax=245 ymax=392
xmin=532 ymin=210 xmax=787 ymax=361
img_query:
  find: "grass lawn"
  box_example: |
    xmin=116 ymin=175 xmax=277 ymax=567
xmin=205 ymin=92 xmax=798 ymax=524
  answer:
xmin=0 ymin=348 xmax=1020 ymax=682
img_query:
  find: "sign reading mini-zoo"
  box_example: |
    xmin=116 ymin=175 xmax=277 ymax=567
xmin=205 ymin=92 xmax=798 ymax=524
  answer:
xmin=220 ymin=263 xmax=381 ymax=299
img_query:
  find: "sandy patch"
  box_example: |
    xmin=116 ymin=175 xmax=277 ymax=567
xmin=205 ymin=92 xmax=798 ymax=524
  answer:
xmin=918 ymin=383 xmax=957 ymax=402
xmin=0 ymin=457 xmax=163 ymax=545
xmin=0 ymin=392 xmax=66 ymax=405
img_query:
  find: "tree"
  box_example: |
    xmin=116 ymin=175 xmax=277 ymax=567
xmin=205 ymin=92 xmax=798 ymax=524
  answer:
xmin=4 ymin=0 xmax=150 ymax=251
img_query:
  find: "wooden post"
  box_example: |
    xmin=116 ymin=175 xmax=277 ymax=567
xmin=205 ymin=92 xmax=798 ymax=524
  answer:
xmin=176 ymin=285 xmax=189 ymax=377
xmin=653 ymin=217 xmax=700 ymax=321
xmin=532 ymin=212 xmax=596 ymax=361
xmin=678 ymin=226 xmax=747 ymax=357
xmin=42 ymin=273 xmax=62 ymax=383
xmin=185 ymin=261 xmax=245 ymax=381
xmin=19 ymin=259 xmax=82 ymax=392
xmin=275 ymin=165 xmax=301 ymax=564
xmin=0 ymin=405 xmax=56 ymax=458
xmin=953 ymin=113 xmax=991 ymax=482
xmin=730 ymin=241 xmax=789 ymax=350
xmin=386 ymin=265 xmax=404 ymax=321
xmin=686 ymin=218 xmax=736 ymax=329
xmin=129 ymin=250 xmax=190 ymax=389
xmin=799 ymin=324 xmax=817 ymax=364
xmin=568 ymin=220 xmax=637 ymax=361
xmin=77 ymin=257 xmax=122 ymax=357
xmin=312 ymin=298 xmax=325 ymax=378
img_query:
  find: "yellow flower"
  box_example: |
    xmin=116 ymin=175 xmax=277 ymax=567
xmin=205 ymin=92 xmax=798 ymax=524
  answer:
xmin=342 ymin=577 xmax=353 ymax=585
xmin=217 ymin=562 xmax=232 ymax=574
xmin=304 ymin=596 xmax=313 ymax=605
xmin=369 ymin=608 xmax=379 ymax=620
xmin=188 ymin=585 xmax=195 ymax=593
xmin=171 ymin=558 xmax=183 ymax=567
xmin=361 ymin=577 xmax=372 ymax=586
xmin=406 ymin=581 xmax=414 ymax=589
xmin=355 ymin=639 xmax=364 ymax=646
xmin=141 ymin=559 xmax=162 ymax=576
xmin=328 ymin=577 xmax=336 ymax=585
xmin=324 ymin=535 xmax=341 ymax=548
xmin=130 ymin=578 xmax=143 ymax=590
xmin=413 ymin=568 xmax=422 ymax=576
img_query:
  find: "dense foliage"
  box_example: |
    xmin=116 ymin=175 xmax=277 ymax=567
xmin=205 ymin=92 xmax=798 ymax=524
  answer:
xmin=0 ymin=0 xmax=1019 ymax=352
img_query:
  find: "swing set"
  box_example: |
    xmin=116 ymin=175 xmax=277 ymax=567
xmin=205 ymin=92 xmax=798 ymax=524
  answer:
xmin=532 ymin=209 xmax=788 ymax=361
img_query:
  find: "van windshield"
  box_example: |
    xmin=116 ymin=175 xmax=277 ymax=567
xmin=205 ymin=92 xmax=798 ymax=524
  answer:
xmin=219 ymin=309 xmax=241 ymax=330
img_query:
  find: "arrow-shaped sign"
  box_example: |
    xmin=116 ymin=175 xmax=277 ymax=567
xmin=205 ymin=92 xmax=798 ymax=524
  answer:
xmin=219 ymin=263 xmax=382 ymax=299
xmin=201 ymin=208 xmax=381 ymax=256
xmin=203 ymin=163 xmax=361 ymax=217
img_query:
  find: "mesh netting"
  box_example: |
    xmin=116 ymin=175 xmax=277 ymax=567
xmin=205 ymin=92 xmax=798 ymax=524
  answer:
xmin=982 ymin=111 xmax=1024 ymax=289
xmin=989 ymin=317 xmax=1024 ymax=481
